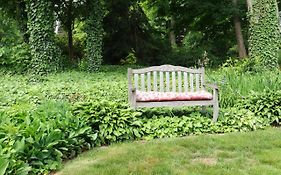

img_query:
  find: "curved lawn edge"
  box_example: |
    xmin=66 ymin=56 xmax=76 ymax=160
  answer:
xmin=56 ymin=127 xmax=281 ymax=175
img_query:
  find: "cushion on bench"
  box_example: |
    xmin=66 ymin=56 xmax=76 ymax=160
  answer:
xmin=136 ymin=90 xmax=213 ymax=102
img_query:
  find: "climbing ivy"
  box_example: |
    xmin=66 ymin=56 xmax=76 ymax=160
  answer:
xmin=248 ymin=0 xmax=280 ymax=69
xmin=85 ymin=0 xmax=104 ymax=72
xmin=27 ymin=0 xmax=60 ymax=75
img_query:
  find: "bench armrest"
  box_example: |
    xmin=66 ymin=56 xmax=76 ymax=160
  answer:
xmin=129 ymin=87 xmax=136 ymax=93
xmin=204 ymin=83 xmax=219 ymax=90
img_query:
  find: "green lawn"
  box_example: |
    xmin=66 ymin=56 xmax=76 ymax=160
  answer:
xmin=57 ymin=127 xmax=281 ymax=175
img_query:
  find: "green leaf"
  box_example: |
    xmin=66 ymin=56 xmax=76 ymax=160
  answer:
xmin=133 ymin=129 xmax=141 ymax=138
xmin=0 ymin=157 xmax=9 ymax=175
xmin=13 ymin=137 xmax=25 ymax=153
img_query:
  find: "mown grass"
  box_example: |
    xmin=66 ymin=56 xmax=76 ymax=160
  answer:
xmin=57 ymin=127 xmax=281 ymax=175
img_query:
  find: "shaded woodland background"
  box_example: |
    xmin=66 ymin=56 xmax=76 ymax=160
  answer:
xmin=0 ymin=0 xmax=281 ymax=73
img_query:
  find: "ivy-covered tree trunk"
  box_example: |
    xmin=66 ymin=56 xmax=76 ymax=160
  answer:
xmin=248 ymin=0 xmax=280 ymax=69
xmin=85 ymin=0 xmax=104 ymax=72
xmin=27 ymin=0 xmax=59 ymax=75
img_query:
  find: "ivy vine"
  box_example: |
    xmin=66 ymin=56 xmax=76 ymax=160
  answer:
xmin=248 ymin=0 xmax=280 ymax=69
xmin=85 ymin=0 xmax=104 ymax=72
xmin=27 ymin=0 xmax=60 ymax=75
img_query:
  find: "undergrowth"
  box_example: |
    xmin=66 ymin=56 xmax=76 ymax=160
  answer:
xmin=0 ymin=65 xmax=280 ymax=174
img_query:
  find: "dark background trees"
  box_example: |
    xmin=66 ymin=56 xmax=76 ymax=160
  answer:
xmin=0 ymin=0 xmax=280 ymax=73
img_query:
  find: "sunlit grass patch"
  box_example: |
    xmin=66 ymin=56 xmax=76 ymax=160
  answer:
xmin=57 ymin=128 xmax=281 ymax=175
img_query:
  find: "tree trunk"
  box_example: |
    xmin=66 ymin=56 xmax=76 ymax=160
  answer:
xmin=67 ymin=0 xmax=74 ymax=64
xmin=233 ymin=0 xmax=247 ymax=58
xmin=274 ymin=0 xmax=281 ymax=32
xmin=18 ymin=1 xmax=29 ymax=43
xmin=246 ymin=0 xmax=253 ymax=12
xmin=169 ymin=16 xmax=177 ymax=48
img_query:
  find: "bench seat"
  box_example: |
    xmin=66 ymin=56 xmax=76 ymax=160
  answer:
xmin=136 ymin=90 xmax=213 ymax=102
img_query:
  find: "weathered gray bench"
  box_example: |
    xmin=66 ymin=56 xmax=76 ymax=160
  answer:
xmin=128 ymin=65 xmax=219 ymax=122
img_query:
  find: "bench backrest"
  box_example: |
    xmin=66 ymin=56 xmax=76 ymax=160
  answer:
xmin=128 ymin=65 xmax=205 ymax=93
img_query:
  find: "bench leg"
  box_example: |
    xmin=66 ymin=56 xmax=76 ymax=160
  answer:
xmin=129 ymin=91 xmax=137 ymax=110
xmin=213 ymin=102 xmax=219 ymax=122
xmin=212 ymin=90 xmax=219 ymax=122
xmin=201 ymin=106 xmax=207 ymax=114
xmin=130 ymin=101 xmax=137 ymax=110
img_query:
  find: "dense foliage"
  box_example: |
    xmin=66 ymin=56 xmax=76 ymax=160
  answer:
xmin=0 ymin=66 xmax=280 ymax=174
xmin=238 ymin=90 xmax=281 ymax=123
xmin=0 ymin=101 xmax=97 ymax=174
xmin=73 ymin=101 xmax=143 ymax=145
xmin=248 ymin=0 xmax=280 ymax=69
xmin=1 ymin=91 xmax=278 ymax=174
xmin=0 ymin=0 xmax=281 ymax=173
xmin=1 ymin=0 xmax=280 ymax=73
xmin=0 ymin=11 xmax=30 ymax=73
xmin=209 ymin=60 xmax=281 ymax=108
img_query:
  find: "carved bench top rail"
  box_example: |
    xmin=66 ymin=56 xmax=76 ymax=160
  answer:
xmin=131 ymin=65 xmax=204 ymax=74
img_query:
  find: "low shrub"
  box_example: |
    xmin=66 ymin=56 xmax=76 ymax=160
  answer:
xmin=0 ymin=12 xmax=31 ymax=74
xmin=72 ymin=101 xmax=143 ymax=146
xmin=141 ymin=108 xmax=268 ymax=140
xmin=0 ymin=97 xmax=276 ymax=174
xmin=217 ymin=108 xmax=268 ymax=132
xmin=237 ymin=90 xmax=281 ymax=123
xmin=141 ymin=112 xmax=213 ymax=140
xmin=208 ymin=65 xmax=281 ymax=108
xmin=0 ymin=101 xmax=97 ymax=175
xmin=0 ymin=43 xmax=31 ymax=74
xmin=72 ymin=101 xmax=270 ymax=141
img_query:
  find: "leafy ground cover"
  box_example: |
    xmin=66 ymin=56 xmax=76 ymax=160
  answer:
xmin=1 ymin=65 xmax=280 ymax=111
xmin=57 ymin=128 xmax=281 ymax=175
xmin=0 ymin=66 xmax=129 ymax=112
xmin=0 ymin=66 xmax=280 ymax=174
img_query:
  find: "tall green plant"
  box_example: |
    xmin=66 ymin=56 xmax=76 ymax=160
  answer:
xmin=248 ymin=0 xmax=280 ymax=69
xmin=27 ymin=0 xmax=60 ymax=75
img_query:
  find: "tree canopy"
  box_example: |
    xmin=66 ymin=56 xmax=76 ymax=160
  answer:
xmin=0 ymin=0 xmax=280 ymax=74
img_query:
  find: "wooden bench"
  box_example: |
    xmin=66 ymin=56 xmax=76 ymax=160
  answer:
xmin=128 ymin=65 xmax=219 ymax=122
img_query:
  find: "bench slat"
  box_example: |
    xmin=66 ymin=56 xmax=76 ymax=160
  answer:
xmin=153 ymin=71 xmax=157 ymax=92
xmin=184 ymin=72 xmax=188 ymax=92
xmin=172 ymin=72 xmax=176 ymax=92
xmin=201 ymin=71 xmax=205 ymax=90
xmin=147 ymin=72 xmax=151 ymax=91
xmin=134 ymin=74 xmax=139 ymax=90
xmin=166 ymin=72 xmax=170 ymax=92
xmin=141 ymin=74 xmax=145 ymax=91
xmin=160 ymin=71 xmax=164 ymax=92
xmin=178 ymin=71 xmax=182 ymax=92
xmin=190 ymin=73 xmax=194 ymax=92
xmin=196 ymin=74 xmax=200 ymax=91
